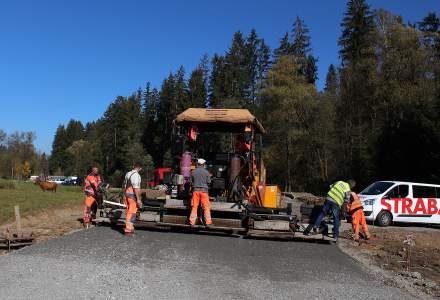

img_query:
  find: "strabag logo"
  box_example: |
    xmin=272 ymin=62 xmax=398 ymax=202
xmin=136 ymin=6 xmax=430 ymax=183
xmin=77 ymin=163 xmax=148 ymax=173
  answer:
xmin=381 ymin=198 xmax=440 ymax=215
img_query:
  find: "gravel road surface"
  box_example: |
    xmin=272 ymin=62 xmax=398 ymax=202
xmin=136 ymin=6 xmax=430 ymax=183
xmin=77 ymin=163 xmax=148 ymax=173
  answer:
xmin=0 ymin=227 xmax=415 ymax=299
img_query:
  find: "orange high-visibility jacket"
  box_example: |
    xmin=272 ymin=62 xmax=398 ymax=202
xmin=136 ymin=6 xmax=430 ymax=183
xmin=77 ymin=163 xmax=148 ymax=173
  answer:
xmin=347 ymin=192 xmax=363 ymax=214
xmin=83 ymin=175 xmax=101 ymax=197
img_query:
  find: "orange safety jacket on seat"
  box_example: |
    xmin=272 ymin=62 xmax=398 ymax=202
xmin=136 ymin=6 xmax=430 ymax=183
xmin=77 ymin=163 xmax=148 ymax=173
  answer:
xmin=347 ymin=192 xmax=363 ymax=215
xmin=83 ymin=175 xmax=102 ymax=197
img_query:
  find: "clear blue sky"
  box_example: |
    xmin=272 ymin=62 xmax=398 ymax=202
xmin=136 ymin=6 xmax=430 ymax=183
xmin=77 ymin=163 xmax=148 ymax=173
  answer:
xmin=0 ymin=0 xmax=438 ymax=154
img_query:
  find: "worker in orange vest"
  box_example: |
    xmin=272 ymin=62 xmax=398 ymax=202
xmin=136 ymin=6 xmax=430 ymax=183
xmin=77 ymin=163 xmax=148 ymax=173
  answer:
xmin=83 ymin=165 xmax=102 ymax=228
xmin=123 ymin=162 xmax=143 ymax=235
xmin=347 ymin=192 xmax=371 ymax=241
xmin=235 ymin=134 xmax=251 ymax=154
xmin=189 ymin=158 xmax=212 ymax=226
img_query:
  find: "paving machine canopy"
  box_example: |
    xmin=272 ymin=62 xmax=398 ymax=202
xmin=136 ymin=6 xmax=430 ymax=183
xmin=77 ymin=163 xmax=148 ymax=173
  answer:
xmin=175 ymin=108 xmax=265 ymax=134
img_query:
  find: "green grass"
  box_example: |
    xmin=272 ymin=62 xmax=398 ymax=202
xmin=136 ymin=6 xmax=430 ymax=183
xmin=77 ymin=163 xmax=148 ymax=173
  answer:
xmin=0 ymin=181 xmax=83 ymax=224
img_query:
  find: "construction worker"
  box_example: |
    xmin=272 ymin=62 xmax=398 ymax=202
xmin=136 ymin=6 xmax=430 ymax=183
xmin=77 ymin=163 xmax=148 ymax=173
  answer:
xmin=123 ymin=162 xmax=143 ymax=235
xmin=235 ymin=134 xmax=251 ymax=154
xmin=347 ymin=192 xmax=370 ymax=241
xmin=83 ymin=165 xmax=102 ymax=228
xmin=189 ymin=158 xmax=212 ymax=226
xmin=304 ymin=179 xmax=356 ymax=243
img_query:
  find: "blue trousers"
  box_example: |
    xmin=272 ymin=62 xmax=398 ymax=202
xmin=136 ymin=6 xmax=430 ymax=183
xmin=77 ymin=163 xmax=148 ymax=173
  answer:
xmin=313 ymin=199 xmax=341 ymax=239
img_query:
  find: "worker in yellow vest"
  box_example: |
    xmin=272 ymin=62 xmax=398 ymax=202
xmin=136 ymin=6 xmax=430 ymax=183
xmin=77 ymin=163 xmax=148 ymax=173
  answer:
xmin=304 ymin=179 xmax=356 ymax=243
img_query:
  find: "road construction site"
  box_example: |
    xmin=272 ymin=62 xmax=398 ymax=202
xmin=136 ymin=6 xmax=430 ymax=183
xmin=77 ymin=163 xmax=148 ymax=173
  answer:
xmin=0 ymin=192 xmax=439 ymax=299
xmin=0 ymin=225 xmax=417 ymax=300
xmin=1 ymin=108 xmax=439 ymax=299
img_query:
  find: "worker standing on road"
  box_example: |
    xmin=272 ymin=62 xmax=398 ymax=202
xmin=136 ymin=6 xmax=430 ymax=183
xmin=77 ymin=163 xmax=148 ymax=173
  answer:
xmin=123 ymin=163 xmax=143 ymax=235
xmin=189 ymin=158 xmax=213 ymax=226
xmin=304 ymin=179 xmax=356 ymax=243
xmin=347 ymin=192 xmax=370 ymax=242
xmin=83 ymin=165 xmax=102 ymax=229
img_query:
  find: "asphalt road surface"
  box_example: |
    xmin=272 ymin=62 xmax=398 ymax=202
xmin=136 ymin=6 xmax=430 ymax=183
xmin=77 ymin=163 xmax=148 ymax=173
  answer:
xmin=0 ymin=227 xmax=415 ymax=300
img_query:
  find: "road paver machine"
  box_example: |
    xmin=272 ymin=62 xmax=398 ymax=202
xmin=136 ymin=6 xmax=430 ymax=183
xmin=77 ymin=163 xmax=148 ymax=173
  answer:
xmin=98 ymin=108 xmax=298 ymax=238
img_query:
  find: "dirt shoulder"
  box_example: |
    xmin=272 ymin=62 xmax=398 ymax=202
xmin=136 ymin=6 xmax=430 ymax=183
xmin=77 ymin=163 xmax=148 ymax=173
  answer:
xmin=339 ymin=224 xmax=440 ymax=299
xmin=0 ymin=204 xmax=84 ymax=254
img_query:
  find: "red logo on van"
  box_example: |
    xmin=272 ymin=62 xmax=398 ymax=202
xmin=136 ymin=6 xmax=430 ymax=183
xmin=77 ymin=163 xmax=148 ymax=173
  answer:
xmin=381 ymin=198 xmax=440 ymax=215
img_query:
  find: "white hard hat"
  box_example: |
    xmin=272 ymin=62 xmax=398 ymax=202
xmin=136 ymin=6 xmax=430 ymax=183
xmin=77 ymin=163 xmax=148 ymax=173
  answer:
xmin=197 ymin=158 xmax=206 ymax=165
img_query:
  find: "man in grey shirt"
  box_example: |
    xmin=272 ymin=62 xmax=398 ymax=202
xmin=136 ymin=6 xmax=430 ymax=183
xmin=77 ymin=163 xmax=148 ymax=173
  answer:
xmin=189 ymin=158 xmax=212 ymax=226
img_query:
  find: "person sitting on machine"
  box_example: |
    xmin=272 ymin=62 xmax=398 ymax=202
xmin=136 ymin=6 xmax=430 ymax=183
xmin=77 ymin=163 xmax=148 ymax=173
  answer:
xmin=235 ymin=134 xmax=251 ymax=154
xmin=189 ymin=158 xmax=213 ymax=226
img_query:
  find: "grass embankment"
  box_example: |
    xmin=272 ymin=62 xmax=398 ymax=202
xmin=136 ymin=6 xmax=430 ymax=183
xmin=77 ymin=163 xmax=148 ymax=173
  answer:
xmin=0 ymin=180 xmax=83 ymax=224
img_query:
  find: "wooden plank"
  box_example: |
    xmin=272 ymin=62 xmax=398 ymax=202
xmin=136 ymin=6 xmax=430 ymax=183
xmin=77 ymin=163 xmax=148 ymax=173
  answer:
xmin=14 ymin=206 xmax=22 ymax=234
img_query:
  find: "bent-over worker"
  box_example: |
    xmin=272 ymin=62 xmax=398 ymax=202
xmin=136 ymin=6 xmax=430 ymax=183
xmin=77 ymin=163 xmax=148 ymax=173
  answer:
xmin=304 ymin=179 xmax=356 ymax=243
xmin=123 ymin=163 xmax=143 ymax=235
xmin=189 ymin=158 xmax=212 ymax=226
xmin=83 ymin=165 xmax=102 ymax=228
xmin=347 ymin=192 xmax=370 ymax=241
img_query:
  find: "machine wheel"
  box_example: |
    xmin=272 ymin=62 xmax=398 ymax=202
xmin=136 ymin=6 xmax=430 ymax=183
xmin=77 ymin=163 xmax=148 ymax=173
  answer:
xmin=375 ymin=210 xmax=392 ymax=227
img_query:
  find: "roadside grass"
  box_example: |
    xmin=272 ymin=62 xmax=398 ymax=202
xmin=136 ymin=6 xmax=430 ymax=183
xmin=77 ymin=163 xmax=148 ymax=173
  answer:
xmin=0 ymin=180 xmax=83 ymax=224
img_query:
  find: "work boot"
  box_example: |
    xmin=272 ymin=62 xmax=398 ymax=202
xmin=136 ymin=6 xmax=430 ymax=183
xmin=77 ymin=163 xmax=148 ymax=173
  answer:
xmin=303 ymin=224 xmax=314 ymax=236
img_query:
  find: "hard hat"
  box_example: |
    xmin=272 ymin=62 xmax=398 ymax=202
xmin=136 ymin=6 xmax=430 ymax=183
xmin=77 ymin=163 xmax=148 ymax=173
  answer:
xmin=197 ymin=158 xmax=206 ymax=165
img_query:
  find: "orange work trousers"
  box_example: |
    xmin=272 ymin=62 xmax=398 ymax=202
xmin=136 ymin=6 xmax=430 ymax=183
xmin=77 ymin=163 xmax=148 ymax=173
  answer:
xmin=351 ymin=209 xmax=370 ymax=240
xmin=83 ymin=195 xmax=96 ymax=225
xmin=189 ymin=191 xmax=212 ymax=225
xmin=124 ymin=196 xmax=138 ymax=233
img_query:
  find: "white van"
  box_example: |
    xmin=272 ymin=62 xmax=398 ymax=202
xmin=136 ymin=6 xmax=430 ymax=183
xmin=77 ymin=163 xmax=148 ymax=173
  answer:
xmin=359 ymin=181 xmax=440 ymax=227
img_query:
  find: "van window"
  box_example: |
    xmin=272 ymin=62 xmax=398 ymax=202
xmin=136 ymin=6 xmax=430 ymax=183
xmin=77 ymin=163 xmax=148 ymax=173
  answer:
xmin=387 ymin=185 xmax=409 ymax=198
xmin=361 ymin=182 xmax=394 ymax=195
xmin=412 ymin=185 xmax=437 ymax=198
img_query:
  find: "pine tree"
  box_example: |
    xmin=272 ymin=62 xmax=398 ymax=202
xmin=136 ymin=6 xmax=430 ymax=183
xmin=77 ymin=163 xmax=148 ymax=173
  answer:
xmin=209 ymin=54 xmax=227 ymax=107
xmin=291 ymin=16 xmax=311 ymax=57
xmin=290 ymin=16 xmax=318 ymax=84
xmin=337 ymin=0 xmax=377 ymax=183
xmin=339 ymin=0 xmax=375 ymax=65
xmin=175 ymin=65 xmax=189 ymax=111
xmin=188 ymin=61 xmax=208 ymax=108
xmin=225 ymin=31 xmax=248 ymax=103
xmin=274 ymin=32 xmax=291 ymax=60
xmin=49 ymin=125 xmax=68 ymax=173
xmin=324 ymin=64 xmax=338 ymax=98
xmin=65 ymin=120 xmax=85 ymax=145
xmin=245 ymin=28 xmax=260 ymax=103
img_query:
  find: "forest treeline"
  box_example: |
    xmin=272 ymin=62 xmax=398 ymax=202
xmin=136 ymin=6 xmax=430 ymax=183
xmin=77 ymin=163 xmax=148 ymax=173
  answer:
xmin=0 ymin=130 xmax=48 ymax=180
xmin=5 ymin=1 xmax=439 ymax=193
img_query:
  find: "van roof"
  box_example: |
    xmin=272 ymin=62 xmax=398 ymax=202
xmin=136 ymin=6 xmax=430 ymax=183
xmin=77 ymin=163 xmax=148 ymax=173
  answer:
xmin=378 ymin=180 xmax=440 ymax=187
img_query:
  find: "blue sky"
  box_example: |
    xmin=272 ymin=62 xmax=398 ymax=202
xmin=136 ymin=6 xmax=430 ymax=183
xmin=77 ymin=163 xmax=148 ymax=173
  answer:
xmin=0 ymin=0 xmax=438 ymax=153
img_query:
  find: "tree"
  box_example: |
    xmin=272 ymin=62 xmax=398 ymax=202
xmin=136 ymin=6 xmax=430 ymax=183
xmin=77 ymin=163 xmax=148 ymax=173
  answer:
xmin=324 ymin=64 xmax=338 ymax=99
xmin=260 ymin=56 xmax=319 ymax=191
xmin=339 ymin=0 xmax=375 ymax=64
xmin=209 ymin=54 xmax=229 ymax=107
xmin=418 ymin=12 xmax=440 ymax=48
xmin=291 ymin=16 xmax=311 ymax=56
xmin=188 ymin=67 xmax=208 ymax=108
xmin=336 ymin=0 xmax=377 ymax=184
xmin=224 ymin=31 xmax=248 ymax=104
xmin=290 ymin=16 xmax=317 ymax=84
xmin=274 ymin=32 xmax=291 ymax=60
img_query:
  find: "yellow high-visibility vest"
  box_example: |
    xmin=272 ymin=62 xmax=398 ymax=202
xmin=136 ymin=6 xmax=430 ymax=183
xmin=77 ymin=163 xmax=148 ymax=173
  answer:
xmin=327 ymin=181 xmax=350 ymax=207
